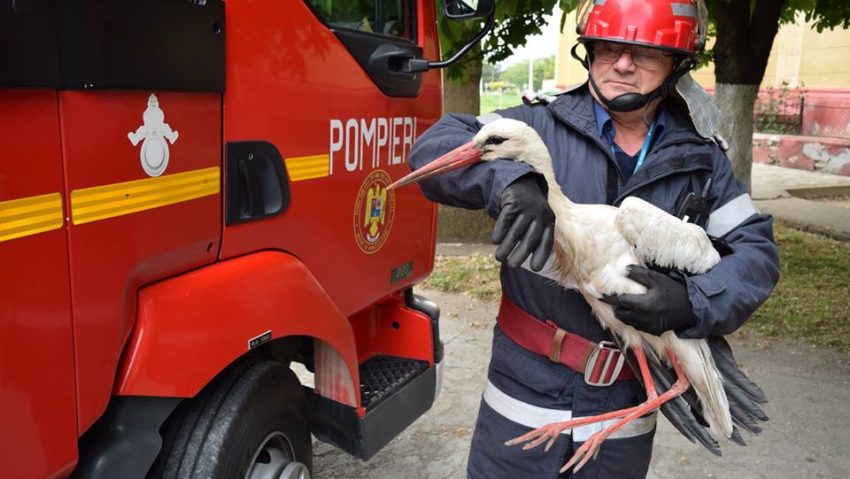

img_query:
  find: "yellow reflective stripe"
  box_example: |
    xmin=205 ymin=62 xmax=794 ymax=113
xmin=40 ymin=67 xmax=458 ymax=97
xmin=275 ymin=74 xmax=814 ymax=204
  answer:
xmin=287 ymin=154 xmax=330 ymax=181
xmin=0 ymin=192 xmax=64 ymax=242
xmin=71 ymin=167 xmax=220 ymax=225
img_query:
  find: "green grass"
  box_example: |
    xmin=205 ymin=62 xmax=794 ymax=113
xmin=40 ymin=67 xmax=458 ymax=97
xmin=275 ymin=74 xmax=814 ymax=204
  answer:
xmin=749 ymin=222 xmax=850 ymax=351
xmin=422 ymin=252 xmax=502 ymax=301
xmin=422 ymin=222 xmax=850 ymax=351
xmin=480 ymin=92 xmax=523 ymax=115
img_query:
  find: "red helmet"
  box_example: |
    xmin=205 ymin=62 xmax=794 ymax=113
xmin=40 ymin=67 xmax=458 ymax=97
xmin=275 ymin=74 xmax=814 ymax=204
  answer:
xmin=576 ymin=0 xmax=707 ymax=55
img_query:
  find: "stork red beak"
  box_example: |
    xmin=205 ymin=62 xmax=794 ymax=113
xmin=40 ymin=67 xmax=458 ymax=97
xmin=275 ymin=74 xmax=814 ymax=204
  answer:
xmin=388 ymin=140 xmax=482 ymax=190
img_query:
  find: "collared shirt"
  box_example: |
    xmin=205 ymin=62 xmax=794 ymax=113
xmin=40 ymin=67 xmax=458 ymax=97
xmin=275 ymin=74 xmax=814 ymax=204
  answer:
xmin=593 ymin=101 xmax=667 ymax=182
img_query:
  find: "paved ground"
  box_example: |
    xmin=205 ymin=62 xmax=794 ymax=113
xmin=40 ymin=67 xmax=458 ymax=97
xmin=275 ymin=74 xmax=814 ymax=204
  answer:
xmin=751 ymin=163 xmax=850 ymax=240
xmin=313 ymin=290 xmax=850 ymax=479
xmin=311 ymin=164 xmax=850 ymax=478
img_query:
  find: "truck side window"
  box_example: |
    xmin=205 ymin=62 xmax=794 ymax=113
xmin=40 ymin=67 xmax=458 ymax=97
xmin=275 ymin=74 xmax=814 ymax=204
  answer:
xmin=305 ymin=0 xmax=415 ymax=40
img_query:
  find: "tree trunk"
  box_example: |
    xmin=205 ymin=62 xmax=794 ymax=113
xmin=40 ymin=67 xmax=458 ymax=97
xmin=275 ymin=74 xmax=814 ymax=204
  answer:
xmin=711 ymin=0 xmax=785 ymax=191
xmin=437 ymin=59 xmax=492 ymax=242
xmin=714 ymin=83 xmax=759 ymax=191
xmin=442 ymin=60 xmax=482 ymax=114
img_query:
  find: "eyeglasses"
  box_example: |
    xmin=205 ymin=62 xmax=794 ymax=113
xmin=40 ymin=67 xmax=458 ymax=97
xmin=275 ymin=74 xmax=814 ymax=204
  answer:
xmin=592 ymin=42 xmax=674 ymax=70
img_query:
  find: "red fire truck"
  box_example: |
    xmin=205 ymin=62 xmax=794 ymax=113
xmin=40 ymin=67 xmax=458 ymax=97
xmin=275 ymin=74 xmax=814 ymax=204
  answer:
xmin=0 ymin=1 xmax=493 ymax=477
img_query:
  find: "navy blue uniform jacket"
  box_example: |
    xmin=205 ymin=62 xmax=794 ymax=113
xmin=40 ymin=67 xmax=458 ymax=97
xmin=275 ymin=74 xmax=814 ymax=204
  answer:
xmin=408 ymin=85 xmax=780 ymax=416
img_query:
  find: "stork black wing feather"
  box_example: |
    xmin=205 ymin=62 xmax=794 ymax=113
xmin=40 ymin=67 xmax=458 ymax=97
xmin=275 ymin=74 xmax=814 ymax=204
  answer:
xmin=707 ymin=335 xmax=769 ymax=439
xmin=661 ymin=396 xmax=706 ymax=446
xmin=725 ymin=388 xmax=765 ymax=433
xmin=647 ymin=353 xmax=721 ymax=455
xmin=729 ymin=426 xmax=747 ymax=446
xmin=650 ymin=361 xmax=705 ymax=426
xmin=725 ymin=380 xmax=769 ymax=423
xmin=708 ymin=336 xmax=767 ymax=404
xmin=730 ymin=409 xmax=763 ymax=435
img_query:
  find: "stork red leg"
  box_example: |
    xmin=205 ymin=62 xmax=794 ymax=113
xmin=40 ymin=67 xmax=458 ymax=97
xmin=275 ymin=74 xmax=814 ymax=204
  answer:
xmin=505 ymin=345 xmax=659 ymax=452
xmin=561 ymin=346 xmax=690 ymax=473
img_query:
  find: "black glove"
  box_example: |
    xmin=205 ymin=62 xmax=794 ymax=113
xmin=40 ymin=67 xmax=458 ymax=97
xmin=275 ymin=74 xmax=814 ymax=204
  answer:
xmin=491 ymin=175 xmax=555 ymax=271
xmin=601 ymin=266 xmax=696 ymax=335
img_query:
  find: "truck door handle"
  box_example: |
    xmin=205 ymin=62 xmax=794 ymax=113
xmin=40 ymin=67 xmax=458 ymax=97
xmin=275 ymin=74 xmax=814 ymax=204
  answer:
xmin=369 ymin=44 xmax=422 ymax=79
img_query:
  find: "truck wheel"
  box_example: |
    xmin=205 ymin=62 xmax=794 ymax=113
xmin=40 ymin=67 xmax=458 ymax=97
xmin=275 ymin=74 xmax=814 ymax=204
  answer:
xmin=150 ymin=359 xmax=312 ymax=479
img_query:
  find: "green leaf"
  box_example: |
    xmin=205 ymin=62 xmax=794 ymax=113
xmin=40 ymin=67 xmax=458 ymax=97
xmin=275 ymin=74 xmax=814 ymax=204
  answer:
xmin=438 ymin=0 xmax=559 ymax=80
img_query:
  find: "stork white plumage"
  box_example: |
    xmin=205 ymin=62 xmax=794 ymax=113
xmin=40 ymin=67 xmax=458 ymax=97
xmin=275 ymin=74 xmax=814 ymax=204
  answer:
xmin=390 ymin=118 xmax=742 ymax=473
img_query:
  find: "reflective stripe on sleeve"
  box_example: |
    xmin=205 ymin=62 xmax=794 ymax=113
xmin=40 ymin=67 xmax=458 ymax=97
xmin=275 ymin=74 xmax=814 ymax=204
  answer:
xmin=520 ymin=252 xmax=564 ymax=284
xmin=482 ymin=380 xmax=656 ymax=442
xmin=705 ymin=193 xmax=758 ymax=238
xmin=476 ymin=112 xmax=503 ymax=125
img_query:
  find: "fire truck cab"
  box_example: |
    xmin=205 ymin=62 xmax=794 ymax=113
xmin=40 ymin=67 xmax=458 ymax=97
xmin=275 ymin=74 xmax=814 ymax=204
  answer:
xmin=0 ymin=0 xmax=493 ymax=477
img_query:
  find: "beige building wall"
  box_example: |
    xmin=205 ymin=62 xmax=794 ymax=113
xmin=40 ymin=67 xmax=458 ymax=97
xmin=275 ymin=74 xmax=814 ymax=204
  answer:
xmin=798 ymin=21 xmax=850 ymax=87
xmin=554 ymin=16 xmax=590 ymax=88
xmin=556 ymin=13 xmax=850 ymax=90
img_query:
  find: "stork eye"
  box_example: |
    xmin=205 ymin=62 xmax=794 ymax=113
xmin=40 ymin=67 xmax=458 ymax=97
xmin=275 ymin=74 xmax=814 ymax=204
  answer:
xmin=484 ymin=136 xmax=507 ymax=146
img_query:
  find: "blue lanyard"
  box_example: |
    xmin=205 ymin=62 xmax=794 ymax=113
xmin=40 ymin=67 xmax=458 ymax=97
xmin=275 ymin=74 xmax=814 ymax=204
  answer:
xmin=608 ymin=119 xmax=657 ymax=175
xmin=633 ymin=120 xmax=657 ymax=174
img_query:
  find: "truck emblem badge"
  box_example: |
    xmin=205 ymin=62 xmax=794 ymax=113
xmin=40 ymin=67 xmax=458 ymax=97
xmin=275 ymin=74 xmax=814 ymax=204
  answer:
xmin=354 ymin=170 xmax=395 ymax=254
xmin=128 ymin=94 xmax=180 ymax=177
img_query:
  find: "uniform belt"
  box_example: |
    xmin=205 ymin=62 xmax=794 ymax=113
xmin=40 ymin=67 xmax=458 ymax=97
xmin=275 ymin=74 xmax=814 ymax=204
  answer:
xmin=497 ymin=294 xmax=634 ymax=386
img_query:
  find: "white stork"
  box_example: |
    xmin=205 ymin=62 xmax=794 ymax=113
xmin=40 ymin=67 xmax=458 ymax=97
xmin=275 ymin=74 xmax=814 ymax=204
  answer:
xmin=390 ymin=118 xmax=767 ymax=472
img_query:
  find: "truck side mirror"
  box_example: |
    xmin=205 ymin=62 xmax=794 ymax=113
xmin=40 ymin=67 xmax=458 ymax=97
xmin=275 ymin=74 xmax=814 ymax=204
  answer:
xmin=445 ymin=0 xmax=494 ymax=19
xmin=401 ymin=0 xmax=495 ymax=74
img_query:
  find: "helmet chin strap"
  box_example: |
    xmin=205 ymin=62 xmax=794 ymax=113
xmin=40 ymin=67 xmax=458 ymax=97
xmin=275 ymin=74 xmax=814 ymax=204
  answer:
xmin=589 ymin=67 xmax=688 ymax=112
xmin=589 ymin=75 xmax=660 ymax=112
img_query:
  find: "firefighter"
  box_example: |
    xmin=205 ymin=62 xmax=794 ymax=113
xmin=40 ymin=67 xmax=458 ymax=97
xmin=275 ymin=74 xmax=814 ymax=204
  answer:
xmin=407 ymin=0 xmax=780 ymax=477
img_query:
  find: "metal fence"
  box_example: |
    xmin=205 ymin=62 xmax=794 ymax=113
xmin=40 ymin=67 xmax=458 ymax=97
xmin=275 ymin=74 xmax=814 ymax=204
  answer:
xmin=754 ymin=87 xmax=850 ymax=140
xmin=801 ymin=102 xmax=850 ymax=139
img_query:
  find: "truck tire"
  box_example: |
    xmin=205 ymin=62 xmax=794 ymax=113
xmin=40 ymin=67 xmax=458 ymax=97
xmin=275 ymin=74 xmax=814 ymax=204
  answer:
xmin=149 ymin=359 xmax=312 ymax=479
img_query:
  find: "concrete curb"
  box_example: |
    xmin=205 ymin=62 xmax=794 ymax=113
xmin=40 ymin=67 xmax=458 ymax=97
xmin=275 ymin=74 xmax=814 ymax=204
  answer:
xmin=752 ymin=163 xmax=850 ymax=241
xmin=756 ymin=196 xmax=850 ymax=241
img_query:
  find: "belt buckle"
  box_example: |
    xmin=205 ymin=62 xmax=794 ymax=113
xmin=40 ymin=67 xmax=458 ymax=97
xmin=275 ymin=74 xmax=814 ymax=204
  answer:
xmin=584 ymin=340 xmax=625 ymax=387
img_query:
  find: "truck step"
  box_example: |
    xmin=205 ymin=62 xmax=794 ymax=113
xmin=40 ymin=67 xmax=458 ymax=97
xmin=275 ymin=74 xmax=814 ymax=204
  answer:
xmin=305 ymin=355 xmax=437 ymax=460
xmin=359 ymin=356 xmax=428 ymax=409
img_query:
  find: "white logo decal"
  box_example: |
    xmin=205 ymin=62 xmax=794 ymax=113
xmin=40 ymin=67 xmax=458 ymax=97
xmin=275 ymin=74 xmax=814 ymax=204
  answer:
xmin=128 ymin=94 xmax=179 ymax=177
